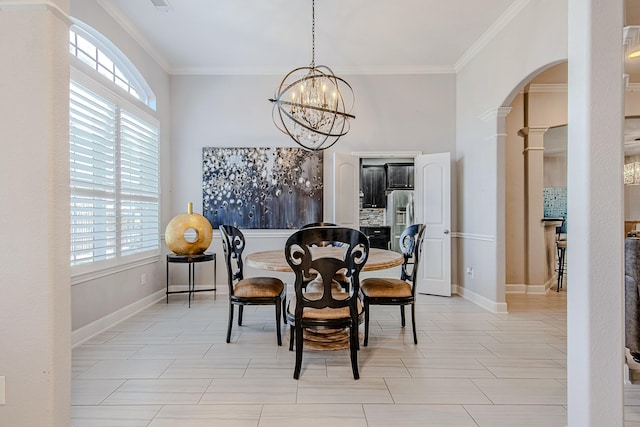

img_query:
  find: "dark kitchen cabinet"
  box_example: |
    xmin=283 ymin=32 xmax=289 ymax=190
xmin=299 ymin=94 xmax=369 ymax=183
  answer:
xmin=385 ymin=163 xmax=414 ymax=189
xmin=361 ymin=165 xmax=386 ymax=208
xmin=360 ymin=226 xmax=391 ymax=250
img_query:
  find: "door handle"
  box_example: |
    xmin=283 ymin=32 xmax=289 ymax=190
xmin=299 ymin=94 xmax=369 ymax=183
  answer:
xmin=444 ymin=230 xmax=450 ymax=234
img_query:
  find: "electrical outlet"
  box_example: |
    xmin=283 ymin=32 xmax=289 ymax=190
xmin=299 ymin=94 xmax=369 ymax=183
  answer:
xmin=0 ymin=376 xmax=5 ymax=405
xmin=466 ymin=267 xmax=474 ymax=278
xmin=140 ymin=273 xmax=147 ymax=285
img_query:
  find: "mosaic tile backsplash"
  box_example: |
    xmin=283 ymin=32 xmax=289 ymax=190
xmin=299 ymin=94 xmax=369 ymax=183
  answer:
xmin=544 ymin=187 xmax=567 ymax=229
xmin=359 ymin=208 xmax=385 ymax=226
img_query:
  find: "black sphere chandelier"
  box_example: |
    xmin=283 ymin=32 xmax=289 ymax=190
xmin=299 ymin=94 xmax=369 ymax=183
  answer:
xmin=269 ymin=0 xmax=355 ymax=151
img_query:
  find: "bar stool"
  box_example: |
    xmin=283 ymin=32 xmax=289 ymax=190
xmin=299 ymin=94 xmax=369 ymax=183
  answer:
xmin=555 ymin=220 xmax=567 ymax=292
xmin=556 ymin=239 xmax=567 ymax=291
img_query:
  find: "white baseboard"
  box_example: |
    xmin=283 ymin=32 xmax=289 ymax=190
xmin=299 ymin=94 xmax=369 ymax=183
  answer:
xmin=72 ymin=290 xmax=165 ymax=347
xmin=457 ymin=286 xmax=508 ymax=314
xmin=505 ymin=283 xmax=551 ymax=294
xmin=626 ymin=362 xmax=631 ymax=385
xmin=527 ymin=284 xmax=548 ymax=295
xmin=506 ymin=283 xmax=527 ymax=294
xmin=167 ymin=284 xmax=226 ymax=294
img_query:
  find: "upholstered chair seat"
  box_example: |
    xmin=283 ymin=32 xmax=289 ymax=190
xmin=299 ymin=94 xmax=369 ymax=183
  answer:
xmin=233 ymin=278 xmax=284 ymax=298
xmin=288 ymin=292 xmax=363 ymax=320
xmin=360 ymin=278 xmax=412 ymax=298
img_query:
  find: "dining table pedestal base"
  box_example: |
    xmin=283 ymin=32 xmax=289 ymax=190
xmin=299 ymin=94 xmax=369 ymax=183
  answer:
xmin=302 ymin=328 xmax=356 ymax=350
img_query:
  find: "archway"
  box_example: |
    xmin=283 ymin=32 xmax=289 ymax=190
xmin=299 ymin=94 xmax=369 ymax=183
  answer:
xmin=503 ymin=62 xmax=568 ymax=299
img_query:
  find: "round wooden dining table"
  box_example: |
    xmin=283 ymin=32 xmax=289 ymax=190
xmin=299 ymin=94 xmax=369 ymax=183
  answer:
xmin=245 ymin=247 xmax=403 ymax=272
xmin=245 ymin=247 xmax=403 ymax=350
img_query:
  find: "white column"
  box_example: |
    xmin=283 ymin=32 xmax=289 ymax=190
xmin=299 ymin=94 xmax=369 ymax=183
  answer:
xmin=519 ymin=126 xmax=549 ymax=290
xmin=0 ymin=1 xmax=71 ymax=426
xmin=567 ymin=0 xmax=624 ymax=425
xmin=481 ymin=106 xmax=512 ymax=305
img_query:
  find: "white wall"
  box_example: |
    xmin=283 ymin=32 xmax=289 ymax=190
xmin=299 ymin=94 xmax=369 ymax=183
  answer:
xmin=0 ymin=1 xmax=71 ymax=425
xmin=170 ymin=73 xmax=457 ymax=288
xmin=544 ymin=156 xmax=568 ymax=187
xmin=455 ymin=0 xmax=568 ymax=307
xmin=69 ymin=0 xmax=172 ymax=335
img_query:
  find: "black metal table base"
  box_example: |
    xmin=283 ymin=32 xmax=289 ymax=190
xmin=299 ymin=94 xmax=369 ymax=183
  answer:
xmin=166 ymin=252 xmax=216 ymax=307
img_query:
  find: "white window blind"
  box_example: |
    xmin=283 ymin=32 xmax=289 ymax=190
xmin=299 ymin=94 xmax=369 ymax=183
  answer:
xmin=70 ymin=81 xmax=159 ymax=269
xmin=120 ymin=111 xmax=160 ymax=257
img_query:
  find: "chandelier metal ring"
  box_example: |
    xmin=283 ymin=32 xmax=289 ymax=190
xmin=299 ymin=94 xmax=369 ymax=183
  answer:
xmin=269 ymin=0 xmax=355 ymax=151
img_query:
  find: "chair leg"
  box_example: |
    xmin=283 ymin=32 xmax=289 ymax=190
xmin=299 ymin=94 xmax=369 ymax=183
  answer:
xmin=556 ymin=247 xmax=561 ymax=292
xmin=282 ymin=297 xmax=287 ymax=325
xmin=238 ymin=305 xmax=244 ymax=325
xmin=363 ymin=300 xmax=370 ymax=347
xmin=350 ymin=323 xmax=360 ymax=380
xmin=400 ymin=305 xmax=406 ymax=327
xmin=226 ymin=303 xmax=234 ymax=343
xmin=275 ymin=298 xmax=282 ymax=346
xmin=289 ymin=325 xmax=295 ymax=351
xmin=293 ymin=324 xmax=304 ymax=379
xmin=411 ymin=303 xmax=418 ymax=344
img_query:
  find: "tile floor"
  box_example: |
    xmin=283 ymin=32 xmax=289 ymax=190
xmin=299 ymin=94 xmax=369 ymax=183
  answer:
xmin=71 ymin=288 xmax=640 ymax=426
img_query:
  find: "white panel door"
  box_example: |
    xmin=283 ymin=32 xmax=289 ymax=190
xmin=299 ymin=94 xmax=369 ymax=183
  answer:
xmin=332 ymin=152 xmax=359 ymax=228
xmin=414 ymin=152 xmax=451 ymax=296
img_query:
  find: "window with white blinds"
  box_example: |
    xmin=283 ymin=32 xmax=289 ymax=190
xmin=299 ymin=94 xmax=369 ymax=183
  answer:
xmin=70 ymin=81 xmax=159 ymax=270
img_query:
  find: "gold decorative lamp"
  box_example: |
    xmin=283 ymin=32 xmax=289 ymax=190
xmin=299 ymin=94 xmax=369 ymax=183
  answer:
xmin=165 ymin=202 xmax=213 ymax=255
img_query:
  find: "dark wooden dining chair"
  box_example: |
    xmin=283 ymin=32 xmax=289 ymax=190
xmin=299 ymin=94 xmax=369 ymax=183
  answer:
xmin=360 ymin=223 xmax=426 ymax=346
xmin=299 ymin=222 xmax=348 ymax=291
xmin=219 ymin=225 xmax=286 ymax=346
xmin=285 ymin=226 xmax=369 ymax=379
xmin=301 ymin=222 xmax=338 ymax=228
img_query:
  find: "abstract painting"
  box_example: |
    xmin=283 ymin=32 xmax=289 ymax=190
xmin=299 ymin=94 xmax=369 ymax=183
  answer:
xmin=203 ymin=147 xmax=323 ymax=229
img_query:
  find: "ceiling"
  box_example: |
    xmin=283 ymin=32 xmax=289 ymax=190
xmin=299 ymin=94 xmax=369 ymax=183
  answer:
xmin=94 ymin=1 xmax=640 ymax=78
xmin=96 ymin=0 xmax=518 ymax=75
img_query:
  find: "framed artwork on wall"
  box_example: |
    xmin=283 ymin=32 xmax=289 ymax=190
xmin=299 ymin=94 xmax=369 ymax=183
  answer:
xmin=202 ymin=147 xmax=323 ymax=229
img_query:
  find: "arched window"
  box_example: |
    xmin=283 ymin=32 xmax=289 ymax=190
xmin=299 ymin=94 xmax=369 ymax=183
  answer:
xmin=69 ymin=21 xmax=160 ymax=277
xmin=69 ymin=20 xmax=156 ymax=109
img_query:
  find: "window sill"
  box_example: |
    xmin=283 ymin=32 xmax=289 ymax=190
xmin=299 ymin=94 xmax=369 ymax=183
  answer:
xmin=71 ymin=253 xmax=160 ymax=286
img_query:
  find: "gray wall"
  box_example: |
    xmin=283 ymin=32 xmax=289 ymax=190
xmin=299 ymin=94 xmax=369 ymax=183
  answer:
xmin=69 ymin=0 xmax=457 ymax=335
xmin=169 ymin=73 xmax=457 ymax=288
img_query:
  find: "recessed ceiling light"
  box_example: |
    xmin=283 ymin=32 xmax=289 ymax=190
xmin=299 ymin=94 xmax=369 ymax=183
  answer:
xmin=150 ymin=0 xmax=173 ymax=12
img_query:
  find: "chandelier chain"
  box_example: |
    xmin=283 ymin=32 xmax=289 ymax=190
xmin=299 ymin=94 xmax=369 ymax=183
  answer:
xmin=311 ymin=0 xmax=315 ymax=68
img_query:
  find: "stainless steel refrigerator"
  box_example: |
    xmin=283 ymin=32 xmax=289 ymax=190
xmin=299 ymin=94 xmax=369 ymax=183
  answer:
xmin=386 ymin=190 xmax=414 ymax=252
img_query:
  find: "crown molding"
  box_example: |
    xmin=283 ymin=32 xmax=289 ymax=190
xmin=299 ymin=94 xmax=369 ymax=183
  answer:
xmin=0 ymin=0 xmax=72 ymax=25
xmin=97 ymin=0 xmax=171 ymax=74
xmin=171 ymin=64 xmax=456 ymax=76
xmin=479 ymin=107 xmax=512 ymax=122
xmin=351 ymin=151 xmax=422 ymax=158
xmin=526 ymin=83 xmax=640 ymax=93
xmin=528 ymin=83 xmax=568 ymax=93
xmin=455 ymin=0 xmax=531 ymax=72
